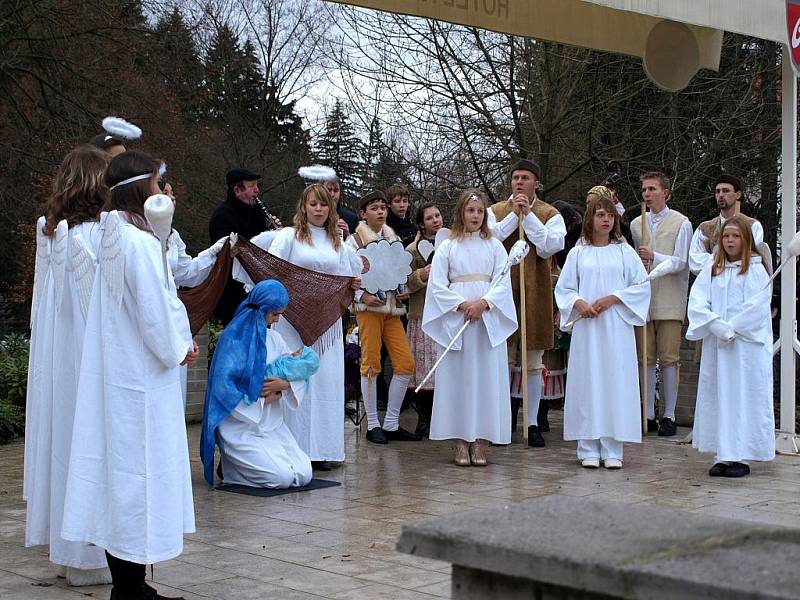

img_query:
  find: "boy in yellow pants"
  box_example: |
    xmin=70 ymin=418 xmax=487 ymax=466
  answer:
xmin=347 ymin=190 xmax=419 ymax=444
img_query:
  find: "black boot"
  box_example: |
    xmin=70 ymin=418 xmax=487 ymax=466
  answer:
xmin=510 ymin=397 xmax=521 ymax=437
xmin=143 ymin=581 xmax=185 ymax=600
xmin=527 ymin=425 xmax=546 ymax=448
xmin=414 ymin=390 xmax=433 ymax=437
xmin=537 ymin=399 xmax=550 ymax=432
xmin=106 ymin=551 xmax=145 ymax=600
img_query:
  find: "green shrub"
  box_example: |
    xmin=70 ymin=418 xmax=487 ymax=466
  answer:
xmin=207 ymin=320 xmax=223 ymax=364
xmin=0 ymin=400 xmax=24 ymax=443
xmin=0 ymin=333 xmax=29 ymax=408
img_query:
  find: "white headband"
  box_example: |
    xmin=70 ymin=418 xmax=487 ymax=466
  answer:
xmin=109 ymin=172 xmax=152 ymax=190
xmin=109 ymin=163 xmax=167 ymax=190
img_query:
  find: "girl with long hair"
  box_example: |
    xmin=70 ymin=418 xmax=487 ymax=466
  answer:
xmin=61 ymin=149 xmax=197 ymax=600
xmin=422 ymin=190 xmax=517 ymax=466
xmin=686 ymin=215 xmax=774 ymax=478
xmin=555 ymin=192 xmax=650 ymax=469
xmin=25 ymin=145 xmax=112 ymax=586
xmin=405 ymin=203 xmax=444 ymax=436
xmin=265 ymin=184 xmax=362 ymax=469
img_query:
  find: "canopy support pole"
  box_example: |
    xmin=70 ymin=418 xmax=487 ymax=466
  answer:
xmin=777 ymin=45 xmax=799 ymax=454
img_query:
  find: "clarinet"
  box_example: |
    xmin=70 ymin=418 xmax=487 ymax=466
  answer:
xmin=255 ymin=195 xmax=281 ymax=230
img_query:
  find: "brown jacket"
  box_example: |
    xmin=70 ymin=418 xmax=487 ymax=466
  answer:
xmin=490 ymin=199 xmax=560 ymax=351
xmin=405 ymin=232 xmax=432 ymax=321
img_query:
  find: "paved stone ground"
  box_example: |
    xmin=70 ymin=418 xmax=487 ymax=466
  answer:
xmin=2 ymin=413 xmax=800 ymax=599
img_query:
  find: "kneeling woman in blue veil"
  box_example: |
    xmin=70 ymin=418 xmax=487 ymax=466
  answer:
xmin=201 ymin=280 xmax=320 ymax=488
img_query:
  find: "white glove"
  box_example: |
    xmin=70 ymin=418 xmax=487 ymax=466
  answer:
xmin=708 ymin=319 xmax=735 ymax=344
xmin=200 ymin=236 xmax=228 ymax=259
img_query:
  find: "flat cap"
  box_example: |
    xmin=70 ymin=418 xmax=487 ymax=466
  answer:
xmin=226 ymin=168 xmax=261 ymax=187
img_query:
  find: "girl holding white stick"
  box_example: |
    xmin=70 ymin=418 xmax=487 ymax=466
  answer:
xmin=422 ymin=190 xmax=517 ymax=466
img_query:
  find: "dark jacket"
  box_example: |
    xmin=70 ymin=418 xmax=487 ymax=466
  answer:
xmin=386 ymin=210 xmax=417 ymax=247
xmin=337 ymin=203 xmax=360 ymax=237
xmin=209 ymin=192 xmax=272 ymax=324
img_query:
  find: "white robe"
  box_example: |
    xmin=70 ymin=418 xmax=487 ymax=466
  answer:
xmin=263 ymin=226 xmax=361 ymax=462
xmin=217 ymin=330 xmax=313 ymax=488
xmin=167 ymin=229 xmax=216 ymax=288
xmin=686 ymin=257 xmax=775 ymax=462
xmin=422 ymin=234 xmax=517 ymax=443
xmin=555 ymin=243 xmax=650 ymax=443
xmin=61 ymin=212 xmax=195 ymax=565
xmin=24 ymin=218 xmax=107 ymax=569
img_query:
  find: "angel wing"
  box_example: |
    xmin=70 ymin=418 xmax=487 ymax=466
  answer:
xmin=69 ymin=233 xmax=98 ymax=320
xmin=51 ymin=220 xmax=69 ymax=314
xmin=30 ymin=216 xmax=50 ymax=327
xmin=100 ymin=211 xmax=125 ymax=308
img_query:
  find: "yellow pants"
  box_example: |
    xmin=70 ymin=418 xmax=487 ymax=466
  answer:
xmin=356 ymin=311 xmax=415 ymax=377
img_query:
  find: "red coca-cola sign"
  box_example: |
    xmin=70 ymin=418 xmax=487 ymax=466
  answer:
xmin=788 ymin=1 xmax=800 ymax=72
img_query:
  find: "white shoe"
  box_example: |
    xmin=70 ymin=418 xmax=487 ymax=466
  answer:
xmin=603 ymin=458 xmax=623 ymax=470
xmin=66 ymin=566 xmax=112 ymax=586
xmin=581 ymin=458 xmax=600 ymax=468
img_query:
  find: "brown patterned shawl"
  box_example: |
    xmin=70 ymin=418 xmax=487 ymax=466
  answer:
xmin=178 ymin=238 xmax=355 ymax=347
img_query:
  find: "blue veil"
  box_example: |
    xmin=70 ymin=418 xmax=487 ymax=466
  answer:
xmin=200 ymin=279 xmax=289 ymax=485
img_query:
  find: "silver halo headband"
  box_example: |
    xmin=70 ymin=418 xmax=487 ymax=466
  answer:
xmin=109 ymin=163 xmax=166 ymax=190
xmin=109 ymin=173 xmax=153 ymax=190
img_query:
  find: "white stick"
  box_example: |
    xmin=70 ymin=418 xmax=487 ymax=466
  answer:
xmin=414 ymin=320 xmax=470 ymax=393
xmin=414 ymin=241 xmax=528 ymax=393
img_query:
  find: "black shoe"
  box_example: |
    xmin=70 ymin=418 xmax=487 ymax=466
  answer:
xmin=312 ymin=461 xmax=332 ymax=471
xmin=144 ymin=582 xmax=185 ymax=600
xmin=658 ymin=417 xmax=677 ymax=437
xmin=366 ymin=427 xmax=388 ymax=444
xmin=510 ymin=397 xmax=521 ymax=436
xmin=537 ymin=400 xmax=550 ymax=432
xmin=647 ymin=418 xmax=659 ymax=433
xmin=709 ymin=462 xmax=729 ymax=477
xmin=383 ymin=427 xmax=422 ymax=441
xmin=724 ymin=462 xmax=750 ymax=478
xmin=527 ymin=425 xmax=546 ymax=448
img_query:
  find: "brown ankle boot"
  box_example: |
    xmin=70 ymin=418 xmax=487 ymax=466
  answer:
xmin=470 ymin=439 xmax=488 ymax=466
xmin=453 ymin=440 xmax=470 ymax=466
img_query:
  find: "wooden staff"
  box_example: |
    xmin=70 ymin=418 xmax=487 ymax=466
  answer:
xmin=640 ymin=202 xmax=649 ymax=433
xmin=520 ymin=212 xmax=529 ymax=448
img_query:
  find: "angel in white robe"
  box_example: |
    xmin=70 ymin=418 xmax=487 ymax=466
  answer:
xmin=61 ymin=210 xmax=195 ymax=566
xmin=234 ymin=186 xmax=361 ymax=465
xmin=422 ymin=191 xmax=517 ymax=466
xmin=555 ymin=198 xmax=650 ymax=468
xmin=686 ymin=216 xmax=774 ymax=478
xmin=24 ymin=145 xmax=112 ymax=586
xmin=24 ymin=218 xmax=110 ymax=583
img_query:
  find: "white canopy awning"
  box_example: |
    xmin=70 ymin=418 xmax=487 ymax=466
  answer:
xmin=330 ymin=1 xmax=787 ymax=89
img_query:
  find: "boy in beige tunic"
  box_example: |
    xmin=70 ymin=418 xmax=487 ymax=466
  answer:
xmin=630 ymin=171 xmax=692 ymax=437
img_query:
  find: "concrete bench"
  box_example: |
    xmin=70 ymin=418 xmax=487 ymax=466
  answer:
xmin=396 ymin=495 xmax=800 ymax=599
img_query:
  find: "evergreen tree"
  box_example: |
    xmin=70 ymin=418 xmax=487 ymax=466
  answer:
xmin=315 ymin=100 xmax=365 ymax=204
xmin=364 ymin=118 xmax=408 ymax=193
xmin=153 ymin=9 xmax=204 ymax=121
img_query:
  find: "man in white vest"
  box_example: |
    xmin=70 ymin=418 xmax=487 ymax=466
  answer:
xmin=688 ymin=174 xmax=764 ymax=275
xmin=630 ymin=172 xmax=692 ymax=437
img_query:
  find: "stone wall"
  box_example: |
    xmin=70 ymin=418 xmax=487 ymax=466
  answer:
xmin=676 ymin=330 xmax=700 ymax=427
xmin=185 ymin=325 xmax=209 ymax=424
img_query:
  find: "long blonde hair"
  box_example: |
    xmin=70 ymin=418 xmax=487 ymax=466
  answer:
xmin=711 ymin=215 xmax=755 ymax=276
xmin=293 ymin=183 xmax=342 ymax=250
xmin=44 ymin=145 xmax=109 ymax=236
xmin=450 ymin=189 xmax=491 ymax=240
